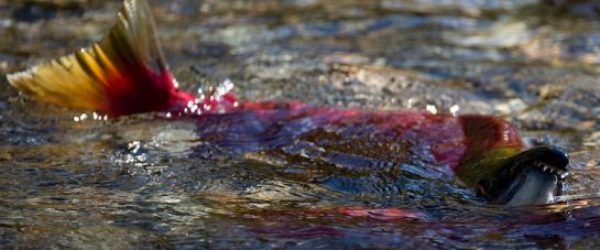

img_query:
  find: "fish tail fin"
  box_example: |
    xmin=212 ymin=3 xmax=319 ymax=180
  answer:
xmin=6 ymin=0 xmax=195 ymax=116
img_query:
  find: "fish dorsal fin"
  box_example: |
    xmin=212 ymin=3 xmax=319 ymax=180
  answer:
xmin=7 ymin=0 xmax=182 ymax=116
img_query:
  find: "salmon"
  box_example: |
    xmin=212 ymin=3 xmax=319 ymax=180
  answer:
xmin=6 ymin=0 xmax=569 ymax=206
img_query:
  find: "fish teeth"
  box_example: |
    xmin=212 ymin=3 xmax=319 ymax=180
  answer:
xmin=533 ymin=161 xmax=568 ymax=178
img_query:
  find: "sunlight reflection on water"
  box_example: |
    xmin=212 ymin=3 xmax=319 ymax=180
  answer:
xmin=1 ymin=0 xmax=600 ymax=249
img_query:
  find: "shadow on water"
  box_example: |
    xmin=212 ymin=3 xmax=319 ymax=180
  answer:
xmin=1 ymin=0 xmax=600 ymax=248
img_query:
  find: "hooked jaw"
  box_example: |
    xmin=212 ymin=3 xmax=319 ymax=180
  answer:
xmin=476 ymin=146 xmax=569 ymax=206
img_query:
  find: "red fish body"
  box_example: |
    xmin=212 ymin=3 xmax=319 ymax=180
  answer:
xmin=190 ymin=98 xmax=522 ymax=177
xmin=6 ymin=0 xmax=568 ymax=205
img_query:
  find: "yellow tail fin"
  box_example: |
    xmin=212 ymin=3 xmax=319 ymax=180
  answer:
xmin=7 ymin=0 xmax=188 ymax=115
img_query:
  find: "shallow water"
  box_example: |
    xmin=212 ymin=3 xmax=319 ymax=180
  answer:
xmin=1 ymin=0 xmax=600 ymax=249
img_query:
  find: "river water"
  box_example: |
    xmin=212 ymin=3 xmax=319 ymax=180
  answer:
xmin=1 ymin=0 xmax=600 ymax=249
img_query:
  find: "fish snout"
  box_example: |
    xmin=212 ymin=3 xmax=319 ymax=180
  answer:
xmin=477 ymin=146 xmax=569 ymax=206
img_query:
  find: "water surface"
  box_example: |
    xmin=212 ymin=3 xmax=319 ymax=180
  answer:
xmin=1 ymin=0 xmax=600 ymax=249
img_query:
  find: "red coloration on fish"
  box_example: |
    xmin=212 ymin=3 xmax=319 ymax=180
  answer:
xmin=8 ymin=0 xmax=567 ymax=206
xmin=459 ymin=115 xmax=524 ymax=165
xmin=337 ymin=207 xmax=424 ymax=220
xmin=103 ymin=66 xmax=188 ymax=116
xmin=4 ymin=0 xmax=525 ymax=176
xmin=244 ymin=206 xmax=423 ymax=224
xmin=187 ymin=98 xmax=524 ymax=174
xmin=105 ymin=66 xmax=238 ymax=116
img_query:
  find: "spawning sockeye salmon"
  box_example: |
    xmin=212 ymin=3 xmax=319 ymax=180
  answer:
xmin=6 ymin=0 xmax=569 ymax=206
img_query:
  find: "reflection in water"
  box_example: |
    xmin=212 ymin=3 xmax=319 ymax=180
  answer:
xmin=1 ymin=0 xmax=600 ymax=248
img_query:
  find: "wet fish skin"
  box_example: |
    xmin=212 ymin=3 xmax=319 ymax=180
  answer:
xmin=5 ymin=0 xmax=568 ymax=206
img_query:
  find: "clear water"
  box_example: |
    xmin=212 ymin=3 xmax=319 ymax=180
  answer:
xmin=1 ymin=0 xmax=600 ymax=249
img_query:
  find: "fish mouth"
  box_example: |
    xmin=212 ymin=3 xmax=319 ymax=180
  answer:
xmin=476 ymin=146 xmax=569 ymax=206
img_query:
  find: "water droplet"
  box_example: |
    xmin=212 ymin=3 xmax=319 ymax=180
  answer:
xmin=450 ymin=105 xmax=460 ymax=115
xmin=426 ymin=105 xmax=438 ymax=114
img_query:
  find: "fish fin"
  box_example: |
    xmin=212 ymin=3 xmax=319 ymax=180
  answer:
xmin=7 ymin=0 xmax=187 ymax=116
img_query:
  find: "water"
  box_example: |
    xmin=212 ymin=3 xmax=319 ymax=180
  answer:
xmin=1 ymin=0 xmax=600 ymax=249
